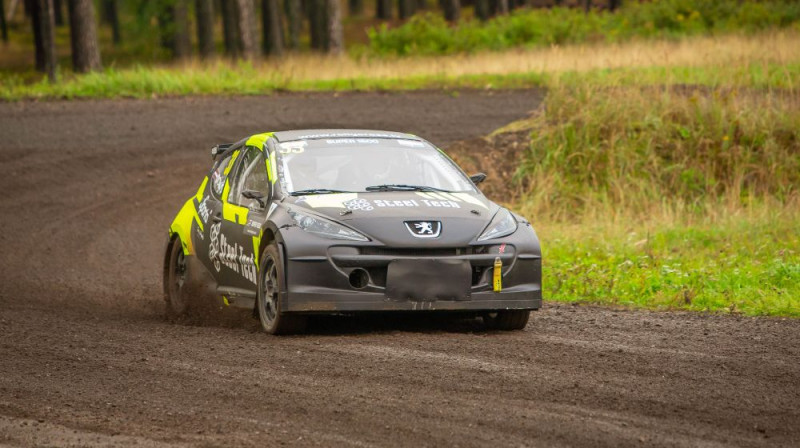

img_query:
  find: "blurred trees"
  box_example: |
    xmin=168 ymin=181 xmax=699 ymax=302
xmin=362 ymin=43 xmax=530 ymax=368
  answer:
xmin=6 ymin=0 xmax=632 ymax=77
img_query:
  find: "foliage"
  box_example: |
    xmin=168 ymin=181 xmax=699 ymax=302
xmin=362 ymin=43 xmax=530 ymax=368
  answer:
xmin=542 ymin=217 xmax=800 ymax=317
xmin=515 ymin=86 xmax=800 ymax=221
xmin=367 ymin=0 xmax=800 ymax=56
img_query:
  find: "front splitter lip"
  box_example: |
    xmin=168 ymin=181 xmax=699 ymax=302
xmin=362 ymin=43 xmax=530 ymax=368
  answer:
xmin=284 ymin=289 xmax=542 ymax=313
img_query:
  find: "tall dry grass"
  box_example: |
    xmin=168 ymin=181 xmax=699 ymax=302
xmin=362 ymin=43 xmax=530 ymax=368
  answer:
xmin=514 ymin=85 xmax=800 ymax=225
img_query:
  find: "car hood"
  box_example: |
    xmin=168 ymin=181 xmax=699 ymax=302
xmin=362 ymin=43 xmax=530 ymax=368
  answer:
xmin=284 ymin=191 xmax=500 ymax=246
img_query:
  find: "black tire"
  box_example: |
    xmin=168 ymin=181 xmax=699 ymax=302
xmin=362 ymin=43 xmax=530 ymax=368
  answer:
xmin=257 ymin=243 xmax=307 ymax=335
xmin=483 ymin=310 xmax=530 ymax=331
xmin=164 ymin=237 xmax=191 ymax=320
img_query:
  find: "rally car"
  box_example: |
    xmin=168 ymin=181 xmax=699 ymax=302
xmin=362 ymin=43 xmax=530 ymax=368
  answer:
xmin=164 ymin=130 xmax=542 ymax=334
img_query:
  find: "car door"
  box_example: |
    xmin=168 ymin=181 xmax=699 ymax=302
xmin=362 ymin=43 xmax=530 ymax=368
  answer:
xmin=218 ymin=146 xmax=272 ymax=294
xmin=194 ymin=150 xmax=236 ymax=280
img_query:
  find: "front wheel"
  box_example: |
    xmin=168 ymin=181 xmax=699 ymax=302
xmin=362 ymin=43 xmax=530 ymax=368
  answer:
xmin=165 ymin=237 xmax=190 ymax=319
xmin=257 ymin=244 xmax=307 ymax=335
xmin=483 ymin=310 xmax=530 ymax=331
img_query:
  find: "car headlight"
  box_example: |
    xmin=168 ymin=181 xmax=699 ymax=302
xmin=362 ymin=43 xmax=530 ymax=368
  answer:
xmin=288 ymin=209 xmax=369 ymax=242
xmin=477 ymin=208 xmax=518 ymax=241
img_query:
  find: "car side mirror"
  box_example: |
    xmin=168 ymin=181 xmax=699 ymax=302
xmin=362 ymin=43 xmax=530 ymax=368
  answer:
xmin=470 ymin=173 xmax=487 ymax=185
xmin=242 ymin=190 xmax=267 ymax=209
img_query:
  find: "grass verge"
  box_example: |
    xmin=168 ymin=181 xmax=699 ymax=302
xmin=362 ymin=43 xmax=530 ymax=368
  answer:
xmin=502 ymin=81 xmax=800 ymax=317
xmin=1 ymin=31 xmax=798 ymax=100
xmin=539 ymin=215 xmax=799 ymax=317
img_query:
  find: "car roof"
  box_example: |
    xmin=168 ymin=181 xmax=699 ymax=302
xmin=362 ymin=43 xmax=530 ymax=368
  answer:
xmin=272 ymin=129 xmax=422 ymax=143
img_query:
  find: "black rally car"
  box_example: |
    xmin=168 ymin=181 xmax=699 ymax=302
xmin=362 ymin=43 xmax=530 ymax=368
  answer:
xmin=165 ymin=130 xmax=542 ymax=334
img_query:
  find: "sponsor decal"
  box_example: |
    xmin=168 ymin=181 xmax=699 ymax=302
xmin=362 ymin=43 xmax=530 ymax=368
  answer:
xmin=405 ymin=220 xmax=442 ymax=238
xmin=197 ymin=196 xmax=211 ymax=223
xmin=278 ymin=141 xmax=307 ymax=154
xmin=373 ymin=199 xmax=461 ymax=209
xmin=207 ymin=222 xmax=257 ymax=284
xmin=325 ymin=138 xmax=380 ymax=145
xmin=295 ymin=133 xmax=398 ymax=140
xmin=212 ymin=171 xmax=225 ymax=195
xmin=344 ymin=198 xmax=374 ymax=211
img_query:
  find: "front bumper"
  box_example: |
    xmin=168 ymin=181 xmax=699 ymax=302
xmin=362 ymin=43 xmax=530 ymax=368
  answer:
xmin=286 ymin=289 xmax=542 ymax=312
xmin=280 ymin=236 xmax=542 ymax=313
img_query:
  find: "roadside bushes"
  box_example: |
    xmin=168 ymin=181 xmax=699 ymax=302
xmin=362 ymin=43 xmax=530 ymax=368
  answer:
xmin=367 ymin=0 xmax=800 ymax=56
xmin=515 ymin=86 xmax=800 ymax=221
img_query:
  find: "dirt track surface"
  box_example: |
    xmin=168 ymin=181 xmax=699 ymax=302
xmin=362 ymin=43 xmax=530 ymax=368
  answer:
xmin=1 ymin=90 xmax=798 ymax=447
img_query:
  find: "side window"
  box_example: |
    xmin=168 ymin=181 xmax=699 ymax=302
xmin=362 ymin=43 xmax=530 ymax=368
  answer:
xmin=210 ymin=153 xmax=233 ymax=198
xmin=228 ymin=147 xmax=270 ymax=208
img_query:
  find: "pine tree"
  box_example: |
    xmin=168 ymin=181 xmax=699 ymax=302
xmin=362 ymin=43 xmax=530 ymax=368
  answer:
xmin=236 ymin=0 xmax=257 ymax=59
xmin=284 ymin=0 xmax=301 ymax=49
xmin=34 ymin=0 xmax=56 ymax=81
xmin=262 ymin=0 xmax=283 ymax=56
xmin=195 ymin=0 xmax=215 ymax=58
xmin=441 ymin=0 xmax=459 ymax=22
xmin=68 ymin=0 xmax=102 ymax=72
xmin=221 ymin=0 xmax=240 ymax=57
xmin=1 ymin=0 xmax=9 ymax=42
xmin=326 ymin=0 xmax=342 ymax=54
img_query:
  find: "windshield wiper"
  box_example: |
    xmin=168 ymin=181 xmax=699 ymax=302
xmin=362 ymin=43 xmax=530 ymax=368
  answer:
xmin=365 ymin=184 xmax=453 ymax=193
xmin=290 ymin=189 xmax=353 ymax=196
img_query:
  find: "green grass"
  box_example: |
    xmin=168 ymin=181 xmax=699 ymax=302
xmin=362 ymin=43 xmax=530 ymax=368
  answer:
xmin=541 ymin=216 xmax=800 ymax=317
xmin=0 ymin=66 xmax=549 ymax=100
xmin=367 ymin=0 xmax=800 ymax=56
xmin=507 ymin=78 xmax=800 ymax=318
xmin=515 ymin=85 xmax=800 ymax=221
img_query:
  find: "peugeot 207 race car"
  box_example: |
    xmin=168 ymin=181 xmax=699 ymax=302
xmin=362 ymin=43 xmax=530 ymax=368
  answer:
xmin=164 ymin=130 xmax=542 ymax=334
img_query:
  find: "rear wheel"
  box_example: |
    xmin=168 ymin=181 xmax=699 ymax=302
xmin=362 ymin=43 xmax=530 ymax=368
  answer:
xmin=165 ymin=237 xmax=190 ymax=319
xmin=483 ymin=310 xmax=530 ymax=331
xmin=257 ymin=244 xmax=306 ymax=335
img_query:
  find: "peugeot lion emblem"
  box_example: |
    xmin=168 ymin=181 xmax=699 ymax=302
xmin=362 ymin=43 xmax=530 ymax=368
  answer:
xmin=404 ymin=220 xmax=442 ymax=238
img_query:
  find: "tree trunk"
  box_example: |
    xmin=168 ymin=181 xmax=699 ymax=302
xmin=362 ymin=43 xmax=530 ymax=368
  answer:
xmin=28 ymin=0 xmax=45 ymax=71
xmin=608 ymin=0 xmax=621 ymax=12
xmin=102 ymin=0 xmax=120 ymax=45
xmin=235 ymin=0 xmax=257 ymax=59
xmin=261 ymin=0 xmax=283 ymax=56
xmin=284 ymin=0 xmax=300 ymax=49
xmin=68 ymin=0 xmax=102 ymax=72
xmin=398 ymin=0 xmax=416 ymax=19
xmin=157 ymin=5 xmax=174 ymax=51
xmin=306 ymin=0 xmax=326 ymax=50
xmin=195 ymin=0 xmax=214 ymax=58
xmin=173 ymin=0 xmax=191 ymax=58
xmin=1 ymin=0 xmax=8 ymax=42
xmin=496 ymin=0 xmax=508 ymax=14
xmin=441 ymin=0 xmax=459 ymax=22
xmin=326 ymin=0 xmax=342 ymax=54
xmin=34 ymin=0 xmax=56 ymax=81
xmin=474 ymin=0 xmax=489 ymax=21
xmin=348 ymin=0 xmax=362 ymax=16
xmin=8 ymin=0 xmax=22 ymax=21
xmin=375 ymin=0 xmax=390 ymax=19
xmin=583 ymin=0 xmax=591 ymax=13
xmin=53 ymin=0 xmax=63 ymax=25
xmin=221 ymin=0 xmax=239 ymax=57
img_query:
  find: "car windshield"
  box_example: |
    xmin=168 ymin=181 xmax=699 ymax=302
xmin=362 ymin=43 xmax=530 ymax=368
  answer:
xmin=275 ymin=138 xmax=476 ymax=194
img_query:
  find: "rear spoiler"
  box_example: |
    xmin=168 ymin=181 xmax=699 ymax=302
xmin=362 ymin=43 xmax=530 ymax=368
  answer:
xmin=211 ymin=143 xmax=233 ymax=160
